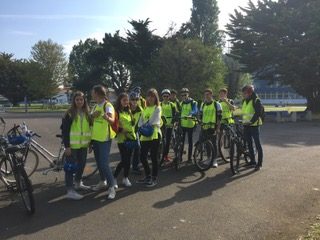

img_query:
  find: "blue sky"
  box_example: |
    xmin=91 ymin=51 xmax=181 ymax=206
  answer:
xmin=0 ymin=0 xmax=256 ymax=59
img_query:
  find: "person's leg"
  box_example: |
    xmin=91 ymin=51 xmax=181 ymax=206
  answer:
xmin=164 ymin=127 xmax=172 ymax=157
xmin=243 ymin=126 xmax=256 ymax=164
xmin=187 ymin=128 xmax=194 ymax=161
xmin=140 ymin=141 xmax=151 ymax=177
xmin=123 ymin=148 xmax=133 ymax=178
xmin=114 ymin=143 xmax=125 ymax=178
xmin=150 ymin=139 xmax=160 ymax=178
xmin=251 ymin=126 xmax=263 ymax=167
xmin=101 ymin=140 xmax=115 ymax=188
xmin=92 ymin=141 xmax=105 ymax=181
xmin=132 ymin=147 xmax=140 ymax=170
xmin=74 ymin=148 xmax=88 ymax=183
xmin=181 ymin=128 xmax=187 ymax=157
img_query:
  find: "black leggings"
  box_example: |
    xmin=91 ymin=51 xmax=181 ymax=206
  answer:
xmin=182 ymin=127 xmax=194 ymax=159
xmin=140 ymin=139 xmax=160 ymax=177
xmin=114 ymin=143 xmax=133 ymax=178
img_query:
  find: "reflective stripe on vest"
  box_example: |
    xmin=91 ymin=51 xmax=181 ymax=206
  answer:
xmin=161 ymin=102 xmax=174 ymax=127
xmin=181 ymin=102 xmax=195 ymax=128
xmin=220 ymin=100 xmax=235 ymax=124
xmin=242 ymin=99 xmax=262 ymax=126
xmin=201 ymin=102 xmax=217 ymax=129
xmin=91 ymin=102 xmax=116 ymax=141
xmin=140 ymin=106 xmax=159 ymax=141
xmin=70 ymin=114 xmax=91 ymax=149
xmin=117 ymin=111 xmax=136 ymax=143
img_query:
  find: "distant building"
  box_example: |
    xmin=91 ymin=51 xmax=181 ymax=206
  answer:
xmin=253 ymin=80 xmax=307 ymax=106
xmin=0 ymin=95 xmax=12 ymax=107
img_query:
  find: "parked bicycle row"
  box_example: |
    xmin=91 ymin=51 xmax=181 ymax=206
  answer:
xmin=0 ymin=84 xmax=264 ymax=212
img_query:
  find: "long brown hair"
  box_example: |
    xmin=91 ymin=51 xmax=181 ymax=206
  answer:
xmin=66 ymin=91 xmax=90 ymax=121
xmin=146 ymin=88 xmax=160 ymax=107
xmin=115 ymin=92 xmax=130 ymax=113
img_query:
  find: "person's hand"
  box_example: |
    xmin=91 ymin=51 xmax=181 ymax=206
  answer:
xmin=92 ymin=110 xmax=101 ymax=118
xmin=103 ymin=112 xmax=113 ymax=121
xmin=65 ymin=147 xmax=72 ymax=156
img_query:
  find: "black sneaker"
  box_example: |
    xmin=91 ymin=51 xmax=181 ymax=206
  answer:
xmin=131 ymin=168 xmax=142 ymax=175
xmin=136 ymin=176 xmax=151 ymax=184
xmin=146 ymin=177 xmax=157 ymax=188
xmin=246 ymin=161 xmax=257 ymax=167
xmin=255 ymin=165 xmax=262 ymax=171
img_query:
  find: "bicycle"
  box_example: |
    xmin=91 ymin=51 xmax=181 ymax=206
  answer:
xmin=171 ymin=116 xmax=185 ymax=171
xmin=224 ymin=120 xmax=255 ymax=175
xmin=218 ymin=123 xmax=233 ymax=163
xmin=3 ymin=120 xmax=97 ymax=180
xmin=193 ymin=121 xmax=217 ymax=172
xmin=0 ymin=135 xmax=35 ymax=214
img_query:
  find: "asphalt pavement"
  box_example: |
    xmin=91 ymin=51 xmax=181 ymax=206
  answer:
xmin=0 ymin=114 xmax=320 ymax=240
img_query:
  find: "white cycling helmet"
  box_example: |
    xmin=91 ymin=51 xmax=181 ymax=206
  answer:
xmin=161 ymin=89 xmax=171 ymax=96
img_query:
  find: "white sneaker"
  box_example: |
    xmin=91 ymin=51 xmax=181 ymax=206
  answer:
xmin=122 ymin=178 xmax=132 ymax=187
xmin=107 ymin=187 xmax=116 ymax=200
xmin=213 ymin=161 xmax=218 ymax=168
xmin=74 ymin=181 xmax=91 ymax=191
xmin=66 ymin=190 xmax=84 ymax=200
xmin=114 ymin=179 xmax=119 ymax=189
xmin=92 ymin=180 xmax=107 ymax=192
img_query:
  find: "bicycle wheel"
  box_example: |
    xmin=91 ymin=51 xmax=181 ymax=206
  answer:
xmin=173 ymin=141 xmax=183 ymax=171
xmin=19 ymin=148 xmax=39 ymax=177
xmin=15 ymin=167 xmax=35 ymax=215
xmin=0 ymin=156 xmax=15 ymax=185
xmin=193 ymin=140 xmax=214 ymax=172
xmin=230 ymin=140 xmax=240 ymax=175
xmin=218 ymin=129 xmax=231 ymax=163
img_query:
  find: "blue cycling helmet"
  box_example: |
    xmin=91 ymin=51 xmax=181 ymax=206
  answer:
xmin=129 ymin=91 xmax=140 ymax=100
xmin=63 ymin=156 xmax=79 ymax=174
xmin=132 ymin=86 xmax=142 ymax=94
xmin=8 ymin=135 xmax=27 ymax=145
xmin=138 ymin=124 xmax=154 ymax=137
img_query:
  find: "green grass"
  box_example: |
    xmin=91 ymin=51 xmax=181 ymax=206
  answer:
xmin=299 ymin=222 xmax=320 ymax=240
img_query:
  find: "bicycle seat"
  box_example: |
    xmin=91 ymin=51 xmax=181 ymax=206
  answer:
xmin=6 ymin=146 xmax=21 ymax=154
xmin=56 ymin=134 xmax=63 ymax=138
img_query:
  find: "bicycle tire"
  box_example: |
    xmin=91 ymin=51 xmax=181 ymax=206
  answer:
xmin=218 ymin=129 xmax=231 ymax=163
xmin=230 ymin=140 xmax=240 ymax=175
xmin=173 ymin=141 xmax=183 ymax=171
xmin=193 ymin=140 xmax=214 ymax=172
xmin=21 ymin=148 xmax=39 ymax=177
xmin=15 ymin=167 xmax=35 ymax=215
xmin=0 ymin=156 xmax=16 ymax=185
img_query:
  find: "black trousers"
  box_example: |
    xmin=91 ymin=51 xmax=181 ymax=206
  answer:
xmin=182 ymin=127 xmax=194 ymax=160
xmin=243 ymin=126 xmax=263 ymax=166
xmin=140 ymin=139 xmax=160 ymax=177
xmin=114 ymin=143 xmax=133 ymax=178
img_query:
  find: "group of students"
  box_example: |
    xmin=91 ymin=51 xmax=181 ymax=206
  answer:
xmin=61 ymin=84 xmax=264 ymax=200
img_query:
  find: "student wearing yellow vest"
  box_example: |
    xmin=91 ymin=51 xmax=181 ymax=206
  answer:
xmin=170 ymin=89 xmax=181 ymax=112
xmin=180 ymin=88 xmax=198 ymax=162
xmin=90 ymin=85 xmax=117 ymax=199
xmin=160 ymin=89 xmax=177 ymax=162
xmin=199 ymin=88 xmax=222 ymax=167
xmin=137 ymin=88 xmax=161 ymax=187
xmin=62 ymin=91 xmax=92 ymax=200
xmin=129 ymin=92 xmax=143 ymax=174
xmin=132 ymin=86 xmax=146 ymax=109
xmin=241 ymin=85 xmax=264 ymax=171
xmin=219 ymin=88 xmax=236 ymax=124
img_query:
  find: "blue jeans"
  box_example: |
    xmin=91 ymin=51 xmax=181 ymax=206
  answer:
xmin=243 ymin=126 xmax=263 ymax=166
xmin=92 ymin=140 xmax=115 ymax=187
xmin=65 ymin=148 xmax=87 ymax=190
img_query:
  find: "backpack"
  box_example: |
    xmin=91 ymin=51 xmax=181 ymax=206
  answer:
xmin=102 ymin=102 xmax=119 ymax=133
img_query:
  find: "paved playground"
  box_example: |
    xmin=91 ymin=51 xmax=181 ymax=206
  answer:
xmin=0 ymin=115 xmax=320 ymax=240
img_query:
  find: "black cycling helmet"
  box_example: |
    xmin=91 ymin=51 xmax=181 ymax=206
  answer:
xmin=180 ymin=88 xmax=189 ymax=94
xmin=242 ymin=85 xmax=254 ymax=95
xmin=170 ymin=89 xmax=177 ymax=94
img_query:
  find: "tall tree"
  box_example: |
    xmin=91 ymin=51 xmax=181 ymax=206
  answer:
xmin=178 ymin=0 xmax=222 ymax=47
xmin=148 ymin=38 xmax=226 ymax=100
xmin=227 ymin=0 xmax=320 ymax=112
xmin=31 ymin=39 xmax=68 ymax=97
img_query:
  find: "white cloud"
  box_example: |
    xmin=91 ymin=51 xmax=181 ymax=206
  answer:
xmin=63 ymin=30 xmax=106 ymax=55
